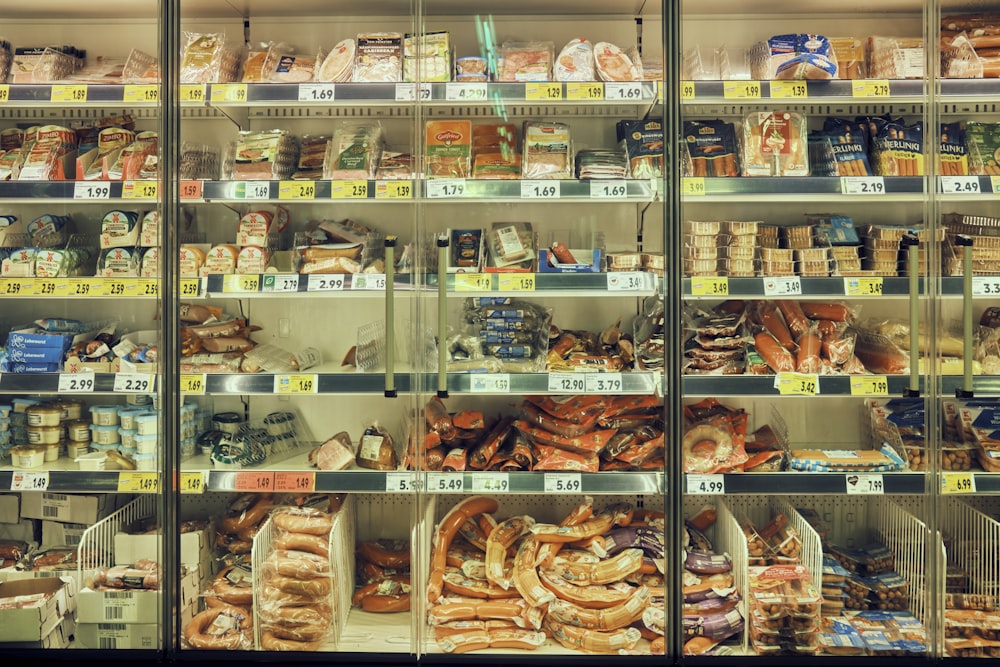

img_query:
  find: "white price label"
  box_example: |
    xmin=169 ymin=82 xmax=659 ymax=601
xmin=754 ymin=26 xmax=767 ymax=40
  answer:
xmin=395 ymin=82 xmax=432 ymax=101
xmin=426 ymin=179 xmax=466 ymax=198
xmin=298 ymin=83 xmax=336 ymax=102
xmin=687 ymin=474 xmax=725 ymax=494
xmin=261 ymin=274 xmax=300 ymax=293
xmin=763 ymin=276 xmax=802 ymax=296
xmin=74 ymin=182 xmax=111 ymax=200
xmin=942 ymin=175 xmax=981 ymax=194
xmin=604 ymin=82 xmax=644 ymax=100
xmin=841 ymin=176 xmax=885 ymax=195
xmin=590 ymin=181 xmax=628 ymax=199
xmin=113 ymin=373 xmax=154 ymax=394
xmin=428 ymin=472 xmax=465 ymax=493
xmin=544 ymin=473 xmax=582 ymax=493
xmin=520 ymin=180 xmax=559 ymax=199
xmin=386 ymin=472 xmax=416 ymax=493
xmin=469 ymin=373 xmax=510 ymax=393
xmin=607 ymin=272 xmax=645 ymax=291
xmin=351 ymin=273 xmax=386 ymax=290
xmin=445 ymin=82 xmax=487 ymax=101
xmin=307 ymin=274 xmax=346 ymax=291
xmin=548 ymin=372 xmax=586 ymax=393
xmin=58 ymin=373 xmax=95 ymax=393
xmin=972 ymin=276 xmax=1000 ymax=296
xmin=584 ymin=373 xmax=623 ymax=393
xmin=10 ymin=472 xmax=49 ymax=491
xmin=471 ymin=472 xmax=509 ymax=493
xmin=846 ymin=473 xmax=884 ymax=495
xmin=238 ymin=181 xmax=271 ymax=200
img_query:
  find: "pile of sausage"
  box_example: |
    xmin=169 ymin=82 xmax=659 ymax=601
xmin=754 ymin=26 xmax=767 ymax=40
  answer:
xmin=93 ymin=558 xmax=159 ymax=590
xmin=410 ymin=395 xmax=663 ymax=473
xmin=426 ymin=496 xmax=666 ymax=654
xmin=216 ymin=493 xmax=274 ymax=555
xmin=352 ymin=539 xmax=411 ymax=613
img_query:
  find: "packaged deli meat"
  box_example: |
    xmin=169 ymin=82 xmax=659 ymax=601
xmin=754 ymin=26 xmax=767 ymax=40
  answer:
xmin=618 ymin=118 xmax=665 ymax=178
xmin=864 ymin=116 xmax=924 ymax=177
xmin=682 ymin=119 xmax=738 ymax=177
xmin=522 ymin=121 xmax=572 ymax=179
xmin=472 ymin=123 xmax=520 ymax=179
xmin=498 ymin=41 xmax=554 ymax=82
xmin=231 ymin=129 xmax=298 ymax=180
xmin=324 ymin=123 xmax=383 ymax=180
xmin=354 ymin=32 xmax=402 ymax=82
xmin=594 ymin=41 xmax=641 ymax=81
xmin=404 ymin=32 xmax=451 ymax=82
xmin=180 ymin=32 xmax=225 ymax=84
xmin=425 ymin=120 xmax=472 ymax=178
xmin=317 ymin=38 xmax=356 ymax=82
xmin=940 ymin=122 xmax=969 ymax=176
xmin=750 ymin=34 xmax=838 ymax=80
xmin=555 ymin=38 xmax=595 ymax=81
xmin=822 ymin=118 xmax=873 ymax=177
xmin=741 ymin=111 xmax=809 ymax=177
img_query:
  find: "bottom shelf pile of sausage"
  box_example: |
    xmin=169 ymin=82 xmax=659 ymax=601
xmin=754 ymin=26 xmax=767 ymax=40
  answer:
xmin=426 ymin=496 xmax=665 ymax=654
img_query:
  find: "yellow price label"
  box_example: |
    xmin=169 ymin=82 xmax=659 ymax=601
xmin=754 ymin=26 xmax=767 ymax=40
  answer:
xmin=991 ymin=175 xmax=1000 ymax=193
xmin=852 ymin=79 xmax=891 ymax=98
xmin=34 ymin=279 xmax=66 ymax=297
xmin=777 ymin=372 xmax=819 ymax=396
xmin=331 ymin=180 xmax=368 ymax=199
xmin=942 ymin=472 xmax=976 ymax=494
xmin=180 ymin=84 xmax=205 ymax=103
xmin=123 ymin=84 xmax=158 ymax=103
xmin=681 ymin=177 xmax=706 ymax=196
xmin=179 ymin=279 xmax=200 ymax=297
xmin=844 ymin=277 xmax=884 ymax=296
xmin=67 ymin=278 xmax=101 ymax=297
xmin=850 ymin=375 xmax=889 ymax=396
xmin=180 ymin=374 xmax=206 ymax=395
xmin=179 ymin=472 xmax=205 ymax=494
xmin=222 ymin=274 xmax=260 ymax=293
xmin=498 ymin=273 xmax=535 ymax=291
xmin=137 ymin=278 xmax=159 ymax=297
xmin=51 ymin=84 xmax=88 ymax=103
xmin=0 ymin=85 xmax=9 ymax=102
xmin=723 ymin=80 xmax=761 ymax=99
xmin=0 ymin=279 xmax=29 ymax=296
xmin=122 ymin=180 xmax=158 ymax=199
xmin=566 ymin=83 xmax=603 ymax=101
xmin=690 ymin=276 xmax=728 ymax=296
xmin=101 ymin=279 xmax=128 ymax=297
xmin=211 ymin=83 xmax=248 ymax=103
xmin=118 ymin=471 xmax=159 ymax=493
xmin=274 ymin=374 xmax=318 ymax=394
xmin=770 ymin=80 xmax=808 ymax=99
xmin=525 ymin=83 xmax=562 ymax=101
xmin=455 ymin=273 xmax=494 ymax=292
xmin=278 ymin=180 xmax=315 ymax=200
xmin=375 ymin=180 xmax=412 ymax=199
xmin=680 ymin=80 xmax=695 ymax=100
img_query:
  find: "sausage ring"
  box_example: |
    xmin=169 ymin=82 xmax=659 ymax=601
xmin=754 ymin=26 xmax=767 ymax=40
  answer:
xmin=184 ymin=605 xmax=252 ymax=650
xmin=261 ymin=583 xmax=320 ymax=608
xmin=270 ymin=573 xmax=332 ymax=597
xmin=260 ymin=629 xmax=322 ymax=652
xmin=220 ymin=494 xmax=273 ymax=534
xmin=272 ymin=510 xmax=333 ymax=536
xmin=212 ymin=566 xmax=253 ymax=606
xmin=351 ymin=575 xmax=410 ymax=607
xmin=273 ymin=532 xmax=329 ymax=558
xmin=215 ymin=532 xmax=252 ymax=555
xmin=357 ymin=540 xmax=410 ymax=569
xmin=681 ymin=424 xmax=733 ymax=474
xmin=265 ymin=550 xmax=330 ymax=579
xmin=361 ymin=593 xmax=411 ymax=613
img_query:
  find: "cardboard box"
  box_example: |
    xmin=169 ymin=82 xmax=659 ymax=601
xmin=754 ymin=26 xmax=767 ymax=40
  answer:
xmin=0 ymin=518 xmax=35 ymax=543
xmin=42 ymin=519 xmax=86 ymax=548
xmin=77 ymin=587 xmax=160 ymax=624
xmin=0 ymin=565 xmax=83 ymax=592
xmin=0 ymin=494 xmax=20 ymax=523
xmin=76 ymin=622 xmax=157 ymax=649
xmin=537 ymin=248 xmax=602 ymax=273
xmin=1 ymin=613 xmax=75 ymax=649
xmin=114 ymin=526 xmax=209 ymax=568
xmin=0 ymin=577 xmax=75 ymax=641
xmin=180 ymin=566 xmax=200 ymax=610
xmin=20 ymin=492 xmax=115 ymax=524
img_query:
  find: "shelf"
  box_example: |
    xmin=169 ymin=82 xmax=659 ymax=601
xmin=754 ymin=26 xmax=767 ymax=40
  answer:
xmin=200 ymin=273 xmax=394 ymax=296
xmin=681 ymin=78 xmax=924 ymax=103
xmin=684 ymin=276 xmax=916 ymax=298
xmin=0 ymin=180 xmax=158 ymax=203
xmin=685 ymin=472 xmax=926 ymax=495
xmin=185 ymin=372 xmax=411 ymax=395
xmin=0 ymin=277 xmax=159 ymax=299
xmin=941 ymin=277 xmax=1000 ymax=297
xmin=441 ymin=371 xmax=660 ymax=395
xmin=0 ymin=84 xmax=159 ymax=106
xmin=1 ymin=468 xmax=158 ymax=494
xmin=941 ymin=78 xmax=1000 ymax=103
xmin=945 ymin=473 xmax=1000 ymax=494
xmin=0 ymin=372 xmax=156 ymax=394
xmin=682 ymin=374 xmax=917 ymax=397
xmin=681 ymin=176 xmax=923 ymax=201
xmin=937 ymin=175 xmax=998 ymax=198
xmin=941 ymin=376 xmax=1000 ymax=396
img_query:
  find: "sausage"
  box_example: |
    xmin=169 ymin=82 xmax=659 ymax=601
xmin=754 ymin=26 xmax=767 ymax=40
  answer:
xmin=272 ymin=509 xmax=333 ymax=536
xmin=361 ymin=593 xmax=411 ymax=613
xmin=260 ymin=630 xmax=322 ymax=652
xmin=550 ymin=242 xmax=578 ymax=264
xmin=425 ymin=397 xmax=456 ymax=440
xmin=538 ymin=498 xmax=595 ymax=568
xmin=511 ymin=535 xmax=556 ymax=607
xmin=436 ymin=629 xmax=491 ymax=653
xmin=199 ymin=336 xmax=254 ymax=353
xmin=429 ymin=496 xmax=500 ymax=603
xmin=468 ymin=416 xmax=514 ymax=469
xmin=487 ymin=626 xmax=546 ymax=649
xmin=184 ymin=605 xmax=251 ymax=650
xmin=801 ymin=301 xmax=851 ymax=322
xmin=264 ymin=550 xmax=331 ymax=580
xmin=795 ymin=332 xmax=823 ymax=373
xmin=775 ymin=300 xmax=809 ymax=338
xmin=822 ymin=328 xmax=855 ymax=366
xmin=815 ymin=319 xmax=838 ymax=337
xmin=352 ymin=575 xmax=410 ymax=607
xmin=547 ymin=585 xmax=651 ymax=630
xmin=458 ymin=517 xmax=490 ymax=552
xmin=550 ymin=548 xmax=644 ymax=586
xmin=453 ymin=410 xmax=485 ymax=431
xmin=545 ymin=618 xmax=641 ymax=653
xmin=219 ymin=493 xmax=273 ymax=534
xmin=269 ymin=573 xmax=332 ymax=597
xmin=212 ymin=566 xmax=253 ymax=605
xmin=538 ymin=568 xmax=632 ymax=609
xmin=485 ymin=515 xmax=534 ymax=590
xmin=357 ymin=540 xmax=410 ymax=569
xmin=759 ymin=303 xmax=796 ymax=350
xmin=443 ymin=569 xmax=521 ymax=599
xmin=273 ymin=532 xmax=329 ymax=558
xmin=753 ymin=331 xmax=794 ymax=373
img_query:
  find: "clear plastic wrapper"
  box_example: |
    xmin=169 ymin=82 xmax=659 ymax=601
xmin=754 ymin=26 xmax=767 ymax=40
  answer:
xmin=742 ymin=111 xmax=809 ymax=177
xmin=317 ymin=38 xmax=356 ymax=82
xmin=354 ymin=33 xmax=402 ymax=82
xmin=180 ymin=32 xmax=225 ymax=84
xmin=498 ymin=41 xmax=553 ymax=81
xmin=594 ymin=42 xmax=640 ymax=81
xmin=522 ymin=121 xmax=571 ymax=179
xmin=555 ymin=38 xmax=594 ymax=81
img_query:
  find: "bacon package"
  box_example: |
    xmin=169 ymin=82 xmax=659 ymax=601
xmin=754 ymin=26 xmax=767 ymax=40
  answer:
xmin=741 ymin=111 xmax=809 ymax=177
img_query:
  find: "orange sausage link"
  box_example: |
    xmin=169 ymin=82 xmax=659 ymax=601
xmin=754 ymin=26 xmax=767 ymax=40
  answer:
xmin=775 ymin=300 xmax=809 ymax=337
xmin=753 ymin=331 xmax=795 ymax=373
xmin=796 ymin=333 xmax=823 ymax=373
xmin=760 ymin=303 xmax=796 ymax=350
xmin=801 ymin=301 xmax=851 ymax=322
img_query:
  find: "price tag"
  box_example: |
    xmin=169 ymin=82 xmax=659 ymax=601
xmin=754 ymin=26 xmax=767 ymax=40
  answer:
xmin=470 ymin=373 xmax=510 ymax=393
xmin=846 ymin=473 xmax=884 ymax=495
xmin=992 ymin=175 xmax=1000 ymax=193
xmin=426 ymin=179 xmax=466 ymax=198
xmin=841 ymin=176 xmax=885 ymax=195
xmin=0 ymin=85 xmax=9 ymax=102
xmin=972 ymin=277 xmax=1000 ymax=296
xmin=844 ymin=277 xmax=884 ymax=296
xmin=375 ymin=180 xmax=412 ymax=199
xmin=68 ymin=278 xmax=101 ymax=297
xmin=590 ymin=181 xmax=627 ymax=199
xmin=545 ymin=473 xmax=582 ymax=493
xmin=525 ymin=83 xmax=562 ymax=101
xmin=278 ymin=181 xmax=315 ymax=200
xmin=498 ymin=274 xmax=535 ymax=292
xmin=74 ymin=182 xmax=111 ymax=200
xmin=51 ymin=84 xmax=88 ymax=103
xmin=548 ymin=372 xmax=586 ymax=393
xmin=179 ymin=374 xmax=206 ymax=395
xmin=606 ymin=272 xmax=645 ymax=292
xmin=763 ymin=276 xmax=802 ymax=296
xmin=446 ymin=82 xmax=488 ymax=101
xmin=331 ymin=180 xmax=368 ymax=199
xmin=680 ymin=80 xmax=695 ymax=99
xmin=222 ymin=274 xmax=260 ymax=293
xmin=58 ymin=373 xmax=95 ymax=393
xmin=852 ymin=79 xmax=891 ymax=98
xmin=690 ymin=276 xmax=729 ymax=296
xmin=769 ymin=80 xmax=809 ymax=99
xmin=179 ymin=180 xmax=203 ymax=199
xmin=850 ymin=375 xmax=889 ymax=396
xmin=1 ymin=279 xmax=26 ymax=296
xmin=118 ymin=471 xmax=159 ymax=493
xmin=33 ymin=279 xmax=65 ymax=297
xmin=307 ymin=274 xmax=346 ymax=291
xmin=210 ymin=83 xmax=248 ymax=103
xmin=11 ymin=472 xmax=49 ymax=491
xmin=942 ymin=472 xmax=977 ymax=494
xmin=179 ymin=472 xmax=205 ymax=494
xmin=351 ymin=273 xmax=386 ymax=290
xmin=179 ymin=279 xmax=201 ymax=297
xmin=274 ymin=471 xmax=315 ymax=492
xmin=585 ymin=374 xmax=623 ymax=393
xmin=687 ymin=474 xmax=725 ymax=494
xmin=521 ymin=180 xmax=559 ymax=199
xmin=776 ymin=372 xmax=819 ymax=396
xmin=428 ymin=472 xmax=465 ymax=493
xmin=941 ymin=175 xmax=981 ymax=194
xmin=137 ymin=279 xmax=159 ymax=297
xmin=234 ymin=471 xmax=275 ymax=491
xmin=180 ymin=85 xmax=206 ymax=103
xmin=566 ymin=82 xmax=604 ymax=100
xmin=113 ymin=373 xmax=155 ymax=393
xmin=298 ymin=83 xmax=335 ymax=102
xmin=386 ymin=472 xmax=416 ymax=492
xmin=122 ymin=180 xmax=158 ymax=199
xmin=274 ymin=374 xmax=318 ymax=394
xmin=455 ymin=273 xmax=494 ymax=292
xmin=723 ymin=80 xmax=761 ymax=99
xmin=471 ymin=472 xmax=509 ymax=493
xmin=394 ymin=82 xmax=432 ymax=101
xmin=681 ymin=177 xmax=706 ymax=196
xmin=261 ymin=274 xmax=300 ymax=293
xmin=604 ymin=82 xmax=643 ymax=100
xmin=124 ymin=84 xmax=158 ymax=103
xmin=237 ymin=181 xmax=271 ymax=200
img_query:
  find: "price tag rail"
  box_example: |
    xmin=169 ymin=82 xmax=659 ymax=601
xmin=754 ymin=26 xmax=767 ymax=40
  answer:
xmin=686 ymin=472 xmax=926 ymax=495
xmin=680 ymin=79 xmax=923 ymax=101
xmin=0 ymin=372 xmax=162 ymax=394
xmin=684 ymin=276 xmax=919 ymax=298
xmin=445 ymin=371 xmax=659 ymax=395
xmin=0 ymin=180 xmax=160 ymax=202
xmin=444 ymin=271 xmax=657 ymax=295
xmin=678 ymin=176 xmax=924 ymax=199
xmin=0 ymin=469 xmax=154 ymax=493
xmin=682 ymin=374 xmax=919 ymax=397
